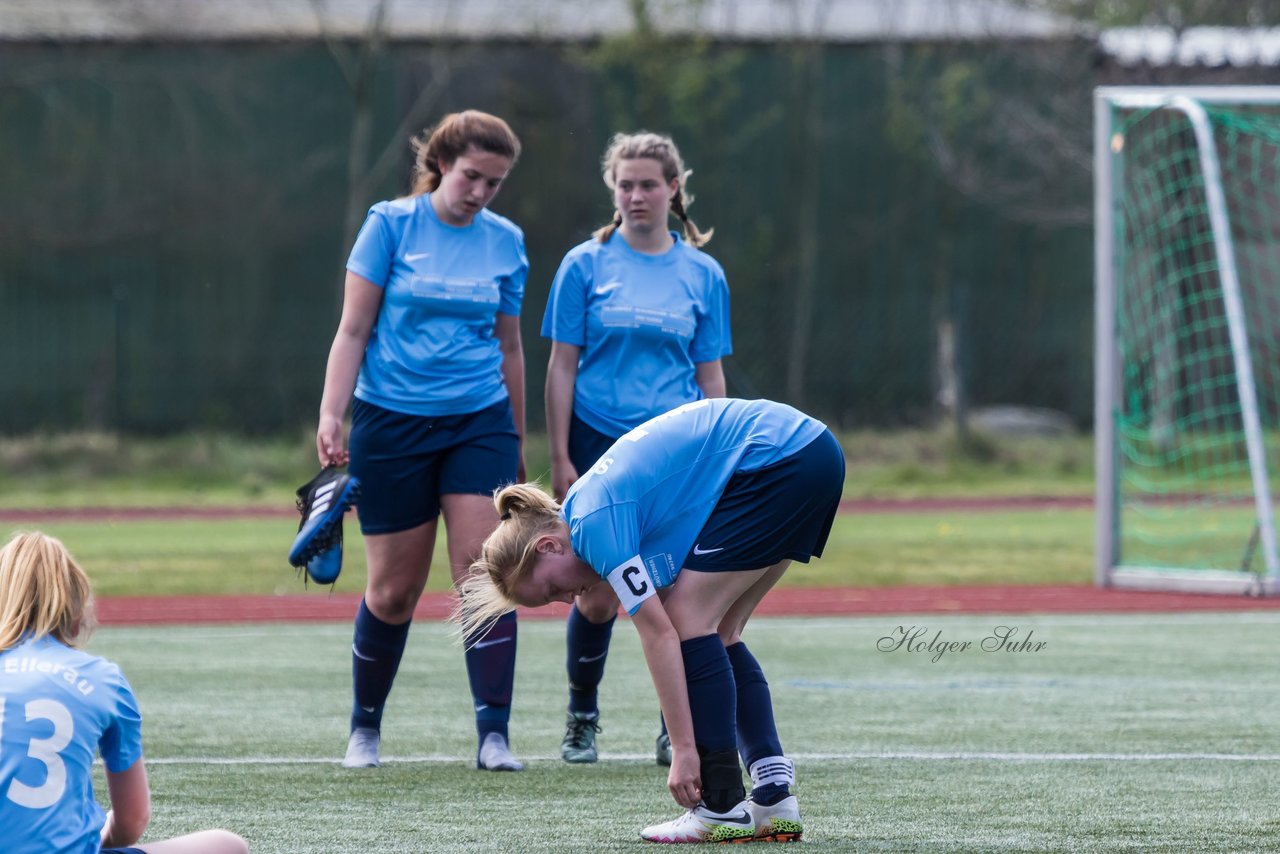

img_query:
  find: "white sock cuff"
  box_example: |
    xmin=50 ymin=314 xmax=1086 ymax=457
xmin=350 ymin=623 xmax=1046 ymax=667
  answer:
xmin=748 ymin=755 xmax=794 ymax=788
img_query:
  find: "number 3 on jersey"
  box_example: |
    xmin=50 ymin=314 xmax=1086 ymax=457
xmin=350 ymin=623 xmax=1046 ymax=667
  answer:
xmin=1 ymin=696 xmax=73 ymax=809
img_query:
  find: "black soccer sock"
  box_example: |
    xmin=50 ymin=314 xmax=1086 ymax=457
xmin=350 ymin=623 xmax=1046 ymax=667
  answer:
xmin=680 ymin=634 xmax=744 ymax=810
xmin=565 ymin=604 xmax=615 ymax=715
xmin=726 ymin=641 xmax=788 ymax=803
xmin=699 ymin=747 xmax=747 ymax=814
xmin=351 ymin=598 xmax=411 ymax=731
xmin=465 ymin=610 xmax=518 ymax=740
xmin=680 ymin=634 xmax=737 ymax=752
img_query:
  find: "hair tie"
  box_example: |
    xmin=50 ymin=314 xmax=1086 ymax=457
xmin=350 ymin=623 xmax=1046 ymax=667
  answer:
xmin=500 ymin=511 xmax=512 ymax=521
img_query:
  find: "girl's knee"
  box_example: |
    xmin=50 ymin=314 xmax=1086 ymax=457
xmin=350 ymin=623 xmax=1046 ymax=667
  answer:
xmin=364 ymin=586 xmax=422 ymax=623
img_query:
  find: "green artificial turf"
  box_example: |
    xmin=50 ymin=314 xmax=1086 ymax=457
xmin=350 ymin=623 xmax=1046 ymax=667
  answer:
xmin=82 ymin=613 xmax=1280 ymax=853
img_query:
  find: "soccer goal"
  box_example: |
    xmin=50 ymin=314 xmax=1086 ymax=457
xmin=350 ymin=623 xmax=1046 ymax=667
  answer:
xmin=1095 ymin=86 xmax=1280 ymax=596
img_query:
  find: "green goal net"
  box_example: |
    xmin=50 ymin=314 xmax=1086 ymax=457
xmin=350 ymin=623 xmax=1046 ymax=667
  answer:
xmin=1095 ymin=88 xmax=1280 ymax=595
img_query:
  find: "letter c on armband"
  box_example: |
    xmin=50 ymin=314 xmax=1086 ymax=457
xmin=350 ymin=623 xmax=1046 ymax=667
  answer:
xmin=622 ymin=565 xmax=649 ymax=597
xmin=607 ymin=556 xmax=653 ymax=613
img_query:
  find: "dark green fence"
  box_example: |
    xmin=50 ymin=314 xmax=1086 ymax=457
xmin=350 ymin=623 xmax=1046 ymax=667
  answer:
xmin=0 ymin=38 xmax=1096 ymax=434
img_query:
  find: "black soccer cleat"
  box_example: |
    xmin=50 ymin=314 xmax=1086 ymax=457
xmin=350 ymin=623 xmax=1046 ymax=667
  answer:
xmin=289 ymin=466 xmax=360 ymax=583
xmin=305 ymin=527 xmax=345 ymax=586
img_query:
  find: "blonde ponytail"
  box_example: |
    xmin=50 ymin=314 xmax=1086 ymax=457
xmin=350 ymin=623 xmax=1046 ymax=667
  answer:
xmin=452 ymin=484 xmax=563 ymax=644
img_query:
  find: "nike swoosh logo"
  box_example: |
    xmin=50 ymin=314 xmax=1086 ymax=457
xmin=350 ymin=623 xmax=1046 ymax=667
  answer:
xmin=361 ymin=705 xmax=376 ymax=713
xmin=692 ymin=544 xmax=724 ymax=555
xmin=405 ymin=251 xmax=430 ymax=261
xmin=595 ymin=281 xmax=623 ymax=295
xmin=577 ymin=652 xmax=607 ymax=664
xmin=352 ymin=644 xmax=376 ymax=661
xmin=723 ymin=810 xmax=752 ymax=824
xmin=472 ymin=636 xmax=512 ymax=649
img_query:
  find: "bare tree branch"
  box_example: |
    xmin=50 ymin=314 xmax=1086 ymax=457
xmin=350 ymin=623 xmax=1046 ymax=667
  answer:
xmin=308 ymin=0 xmax=361 ymax=89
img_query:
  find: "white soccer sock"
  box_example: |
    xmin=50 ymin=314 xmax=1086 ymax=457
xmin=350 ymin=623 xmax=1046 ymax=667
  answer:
xmin=748 ymin=755 xmax=795 ymax=790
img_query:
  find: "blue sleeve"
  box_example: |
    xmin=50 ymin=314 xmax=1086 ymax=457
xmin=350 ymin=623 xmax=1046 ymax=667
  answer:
xmin=571 ymin=502 xmax=658 ymax=615
xmin=573 ymin=502 xmax=640 ymax=580
xmin=345 ymin=207 xmax=396 ymax=288
xmin=689 ymin=260 xmax=732 ymax=362
xmin=541 ymin=251 xmax=590 ymax=345
xmin=98 ymin=669 xmax=144 ymax=774
xmin=498 ymin=231 xmax=528 ymax=317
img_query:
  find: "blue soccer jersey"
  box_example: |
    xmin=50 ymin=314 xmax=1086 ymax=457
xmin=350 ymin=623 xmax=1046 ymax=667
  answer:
xmin=540 ymin=233 xmax=732 ymax=437
xmin=346 ymin=194 xmax=528 ymax=416
xmin=562 ymin=398 xmax=827 ymax=614
xmin=1 ymin=635 xmax=144 ymax=854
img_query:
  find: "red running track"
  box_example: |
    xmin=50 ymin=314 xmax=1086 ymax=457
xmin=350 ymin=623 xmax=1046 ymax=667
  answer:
xmin=7 ymin=500 xmax=1275 ymax=625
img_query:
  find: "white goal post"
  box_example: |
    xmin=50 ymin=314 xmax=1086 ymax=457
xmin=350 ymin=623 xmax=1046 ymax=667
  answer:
xmin=1095 ymin=86 xmax=1280 ymax=596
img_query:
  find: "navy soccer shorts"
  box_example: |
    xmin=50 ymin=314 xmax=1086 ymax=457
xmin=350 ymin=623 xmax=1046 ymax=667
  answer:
xmin=348 ymin=398 xmax=519 ymax=535
xmin=568 ymin=412 xmax=620 ymax=475
xmin=684 ymin=427 xmax=845 ymax=572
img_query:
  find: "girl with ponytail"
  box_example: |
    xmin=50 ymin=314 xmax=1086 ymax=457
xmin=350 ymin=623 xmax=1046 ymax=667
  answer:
xmin=315 ymin=110 xmax=530 ymax=772
xmin=540 ymin=131 xmax=734 ymax=767
xmin=455 ymin=398 xmax=845 ymax=844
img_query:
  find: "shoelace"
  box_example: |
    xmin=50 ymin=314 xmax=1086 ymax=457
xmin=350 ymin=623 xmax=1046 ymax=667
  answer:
xmin=564 ymin=717 xmax=601 ymax=749
xmin=671 ymin=808 xmax=714 ymax=831
xmin=680 ymin=805 xmax=750 ymax=826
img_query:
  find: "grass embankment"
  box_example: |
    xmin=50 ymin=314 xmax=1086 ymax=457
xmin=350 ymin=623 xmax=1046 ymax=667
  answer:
xmin=0 ymin=429 xmax=1096 ymax=597
xmin=0 ymin=428 xmax=1094 ymax=507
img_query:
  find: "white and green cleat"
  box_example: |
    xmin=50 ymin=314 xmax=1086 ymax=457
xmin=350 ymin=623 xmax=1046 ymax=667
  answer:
xmin=749 ymin=795 xmax=803 ymax=843
xmin=640 ymin=800 xmax=755 ymax=844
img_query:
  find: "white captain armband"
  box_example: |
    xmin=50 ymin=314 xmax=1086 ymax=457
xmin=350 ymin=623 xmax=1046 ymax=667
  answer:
xmin=606 ymin=556 xmax=655 ymax=615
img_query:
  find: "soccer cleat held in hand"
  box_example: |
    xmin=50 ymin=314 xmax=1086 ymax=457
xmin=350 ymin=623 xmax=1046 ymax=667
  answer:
xmin=289 ymin=466 xmax=360 ymax=584
xmin=640 ymin=800 xmax=755 ymax=844
xmin=305 ymin=526 xmax=344 ymax=585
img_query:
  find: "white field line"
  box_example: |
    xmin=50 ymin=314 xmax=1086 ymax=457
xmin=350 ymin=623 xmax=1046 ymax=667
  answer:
xmin=142 ymin=750 xmax=1280 ymax=766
